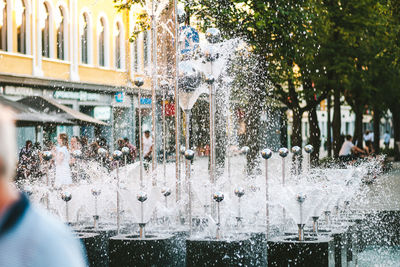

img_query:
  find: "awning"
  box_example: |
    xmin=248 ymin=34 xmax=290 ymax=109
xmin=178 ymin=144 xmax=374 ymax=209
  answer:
xmin=0 ymin=95 xmax=73 ymax=127
xmin=18 ymin=96 xmax=108 ymax=126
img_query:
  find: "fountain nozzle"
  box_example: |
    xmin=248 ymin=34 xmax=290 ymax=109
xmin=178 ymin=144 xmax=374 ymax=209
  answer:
xmin=297 ymin=224 xmax=305 ymax=241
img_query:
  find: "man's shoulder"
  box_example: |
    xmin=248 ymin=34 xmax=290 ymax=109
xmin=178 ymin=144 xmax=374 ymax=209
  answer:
xmin=20 ymin=206 xmax=86 ymax=266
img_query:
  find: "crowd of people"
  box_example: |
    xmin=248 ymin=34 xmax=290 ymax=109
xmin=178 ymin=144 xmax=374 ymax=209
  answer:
xmin=15 ymin=133 xmax=141 ymax=187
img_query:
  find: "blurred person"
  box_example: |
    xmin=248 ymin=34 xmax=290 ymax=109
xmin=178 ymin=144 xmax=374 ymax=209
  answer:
xmin=339 ymin=135 xmax=366 ymax=162
xmin=383 ymin=131 xmax=390 ymax=149
xmin=143 ymin=130 xmax=153 ymax=171
xmin=54 ymin=133 xmax=72 ymax=186
xmin=16 ymin=140 xmax=34 ymax=182
xmin=0 ymin=106 xmax=86 ymax=267
xmin=80 ymin=136 xmax=89 ymax=158
xmin=70 ymin=136 xmax=81 ymax=152
xmin=124 ymin=137 xmax=137 ymax=163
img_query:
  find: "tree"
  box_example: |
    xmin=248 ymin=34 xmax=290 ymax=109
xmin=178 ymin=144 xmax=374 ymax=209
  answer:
xmin=186 ymin=0 xmax=329 ymax=166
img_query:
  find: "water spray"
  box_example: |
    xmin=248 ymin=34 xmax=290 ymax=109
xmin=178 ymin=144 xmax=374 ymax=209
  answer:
xmin=261 ymin=148 xmax=272 ymax=239
xmin=213 ymin=191 xmax=224 ymax=239
xmin=241 ymin=146 xmax=250 ymax=175
xmin=161 ymin=187 xmax=171 ymax=208
xmin=42 ymin=151 xmax=52 ymax=210
xmin=98 ymin=148 xmax=107 ymax=168
xmin=134 ymin=77 xmax=145 ymax=189
xmin=279 ymin=148 xmax=289 ymax=226
xmin=184 ymin=149 xmax=195 ymax=234
xmin=160 ymin=80 xmax=169 ymax=186
xmin=91 ymin=189 xmax=101 ymax=230
xmin=304 ymin=144 xmax=314 ymax=171
xmin=61 ymin=191 xmax=72 ymax=223
xmin=137 ymin=192 xmax=148 ymax=238
xmin=291 ymin=146 xmax=301 ymax=175
xmin=296 ymin=193 xmax=307 ymax=241
xmin=113 ymin=150 xmax=123 ymax=234
xmin=205 ymin=27 xmax=221 ymax=195
xmin=234 ymin=187 xmax=245 ymax=227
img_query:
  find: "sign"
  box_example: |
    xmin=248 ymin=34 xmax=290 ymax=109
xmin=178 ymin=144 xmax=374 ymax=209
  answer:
xmin=94 ymin=106 xmax=111 ymax=121
xmin=54 ymin=91 xmax=101 ymax=101
xmin=115 ymin=92 xmax=124 ymax=103
xmin=140 ymin=98 xmax=152 ymax=105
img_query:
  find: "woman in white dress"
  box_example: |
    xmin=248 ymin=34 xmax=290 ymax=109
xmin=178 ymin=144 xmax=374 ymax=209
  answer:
xmin=54 ymin=133 xmax=72 ymax=186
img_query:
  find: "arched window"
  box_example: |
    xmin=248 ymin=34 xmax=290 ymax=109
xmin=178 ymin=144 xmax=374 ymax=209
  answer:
xmin=115 ymin=22 xmax=121 ymax=69
xmin=40 ymin=2 xmax=50 ymax=57
xmin=98 ymin=17 xmax=106 ymax=67
xmin=56 ymin=6 xmax=66 ymax=60
xmin=81 ymin=12 xmax=89 ymax=64
xmin=16 ymin=0 xmax=26 ymax=54
xmin=0 ymin=0 xmax=7 ymax=51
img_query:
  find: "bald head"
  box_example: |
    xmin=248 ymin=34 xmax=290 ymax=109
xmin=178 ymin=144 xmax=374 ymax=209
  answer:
xmin=0 ymin=105 xmax=16 ymax=180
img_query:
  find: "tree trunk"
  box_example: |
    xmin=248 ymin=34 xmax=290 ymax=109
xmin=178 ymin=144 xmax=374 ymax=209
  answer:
xmin=353 ymin=106 xmax=364 ymax=149
xmin=373 ymin=108 xmax=381 ymax=154
xmin=332 ymin=86 xmax=342 ymax=158
xmin=327 ymin=93 xmax=332 ymax=157
xmin=392 ymin=106 xmax=400 ymax=161
xmin=291 ymin=108 xmax=303 ymax=148
xmin=309 ymin=106 xmax=321 ymax=166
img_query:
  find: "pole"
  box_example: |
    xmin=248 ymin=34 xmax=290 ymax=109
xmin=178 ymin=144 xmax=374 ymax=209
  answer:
xmin=139 ymin=87 xmax=144 ymax=189
xmin=265 ymin=159 xmax=269 ymax=240
xmin=209 ymin=61 xmax=215 ymax=217
xmin=327 ymin=94 xmax=332 ymax=157
xmin=151 ymin=1 xmax=158 ymax=186
xmin=185 ymin=110 xmax=191 ymax=179
xmin=216 ymin=202 xmax=221 ymax=239
xmin=162 ymin=86 xmax=167 ymax=186
xmin=173 ymin=0 xmax=181 ymax=204
xmin=282 ymin=157 xmax=286 ymax=226
xmin=94 ymin=196 xmax=98 ymax=230
xmin=65 ymin=202 xmax=69 ymax=223
xmin=188 ymin=157 xmax=192 ymax=235
xmin=116 ymin=161 xmax=120 ymax=234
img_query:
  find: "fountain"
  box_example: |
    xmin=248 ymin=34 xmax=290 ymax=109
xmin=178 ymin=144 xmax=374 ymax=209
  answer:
xmin=18 ymin=6 xmax=394 ymax=265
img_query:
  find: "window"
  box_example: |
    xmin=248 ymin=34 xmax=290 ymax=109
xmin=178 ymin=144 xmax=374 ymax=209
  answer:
xmin=81 ymin=13 xmax=89 ymax=64
xmin=16 ymin=0 xmax=26 ymax=54
xmin=98 ymin=17 xmax=105 ymax=67
xmin=41 ymin=3 xmax=50 ymax=57
xmin=0 ymin=0 xmax=7 ymax=51
xmin=143 ymin=30 xmax=149 ymax=68
xmin=56 ymin=6 xmax=66 ymax=60
xmin=115 ymin=22 xmax=121 ymax=69
xmin=132 ymin=38 xmax=138 ymax=72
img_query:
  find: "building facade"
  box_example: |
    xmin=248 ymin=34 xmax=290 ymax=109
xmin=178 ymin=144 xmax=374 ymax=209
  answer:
xmin=0 ymin=0 xmax=174 ymax=150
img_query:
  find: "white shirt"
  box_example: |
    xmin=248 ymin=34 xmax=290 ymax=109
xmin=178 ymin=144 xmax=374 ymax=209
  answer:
xmin=339 ymin=140 xmax=354 ymax=156
xmin=143 ymin=135 xmax=153 ymax=156
xmin=384 ymin=133 xmax=390 ymax=144
xmin=364 ymin=132 xmax=374 ymax=142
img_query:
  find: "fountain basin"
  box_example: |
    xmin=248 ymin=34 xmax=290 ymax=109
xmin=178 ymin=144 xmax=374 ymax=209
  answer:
xmin=109 ymin=233 xmax=182 ymax=267
xmin=186 ymin=236 xmax=253 ymax=266
xmin=76 ymin=232 xmax=105 ymax=267
xmin=268 ymin=235 xmax=335 ymax=266
xmin=74 ymin=225 xmax=117 ymax=267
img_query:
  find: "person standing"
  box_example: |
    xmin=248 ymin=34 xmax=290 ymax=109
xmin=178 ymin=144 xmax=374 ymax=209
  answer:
xmin=54 ymin=133 xmax=72 ymax=187
xmin=383 ymin=131 xmax=391 ymax=149
xmin=0 ymin=105 xmax=86 ymax=267
xmin=143 ymin=130 xmax=153 ymax=171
